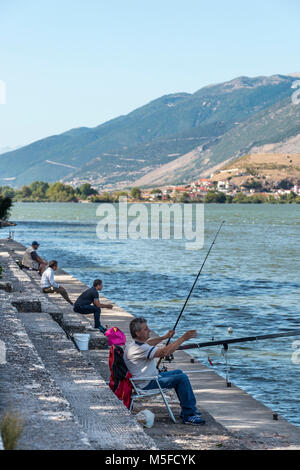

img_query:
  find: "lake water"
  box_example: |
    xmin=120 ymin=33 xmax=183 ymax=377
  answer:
xmin=7 ymin=202 xmax=300 ymax=427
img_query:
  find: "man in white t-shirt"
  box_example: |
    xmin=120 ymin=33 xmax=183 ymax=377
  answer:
xmin=41 ymin=260 xmax=73 ymax=305
xmin=124 ymin=317 xmax=205 ymax=425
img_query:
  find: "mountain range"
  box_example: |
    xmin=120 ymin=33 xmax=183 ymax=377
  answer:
xmin=1 ymin=73 xmax=300 ymax=189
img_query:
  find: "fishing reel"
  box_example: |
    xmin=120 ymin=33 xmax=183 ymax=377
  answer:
xmin=163 ymin=353 xmax=174 ymax=363
xmin=157 ymin=353 xmax=174 ymax=373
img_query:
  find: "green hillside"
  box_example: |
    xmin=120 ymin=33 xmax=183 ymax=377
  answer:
xmin=0 ymin=74 xmax=298 ymax=188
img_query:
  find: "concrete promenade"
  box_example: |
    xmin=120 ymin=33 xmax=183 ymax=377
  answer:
xmin=0 ymin=239 xmax=156 ymax=450
xmin=1 ymin=238 xmax=300 ymax=450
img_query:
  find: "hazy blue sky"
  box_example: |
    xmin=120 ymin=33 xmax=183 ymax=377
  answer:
xmin=0 ymin=0 xmax=299 ymax=148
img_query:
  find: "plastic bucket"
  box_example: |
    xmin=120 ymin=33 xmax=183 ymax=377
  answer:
xmin=135 ymin=409 xmax=155 ymax=428
xmin=73 ymin=333 xmax=90 ymax=351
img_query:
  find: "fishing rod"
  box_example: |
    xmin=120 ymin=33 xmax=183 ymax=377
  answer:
xmin=178 ymin=328 xmax=300 ymax=350
xmin=177 ymin=328 xmax=300 ymax=387
xmin=157 ymin=220 xmax=225 ymax=371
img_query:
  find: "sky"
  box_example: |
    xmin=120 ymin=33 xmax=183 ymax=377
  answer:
xmin=0 ymin=0 xmax=299 ymax=149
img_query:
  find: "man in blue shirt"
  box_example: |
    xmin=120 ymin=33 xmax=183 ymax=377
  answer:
xmin=74 ymin=279 xmax=113 ymax=333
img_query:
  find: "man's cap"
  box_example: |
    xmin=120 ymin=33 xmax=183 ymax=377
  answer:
xmin=32 ymin=241 xmax=39 ymax=246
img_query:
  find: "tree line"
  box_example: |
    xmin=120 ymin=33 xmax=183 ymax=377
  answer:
xmin=0 ymin=181 xmax=99 ymax=202
xmin=0 ymin=181 xmax=145 ymax=203
xmin=0 ymin=182 xmax=299 ymax=207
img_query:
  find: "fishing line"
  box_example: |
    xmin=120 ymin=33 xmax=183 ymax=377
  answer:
xmin=157 ymin=220 xmax=225 ymax=370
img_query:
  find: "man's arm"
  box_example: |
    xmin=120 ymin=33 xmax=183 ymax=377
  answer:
xmin=93 ymin=299 xmax=113 ymax=309
xmin=36 ymin=255 xmax=47 ymax=264
xmin=49 ymin=269 xmax=59 ymax=288
xmin=31 ymin=251 xmax=47 ymax=264
xmin=147 ymin=330 xmax=175 ymax=346
xmin=153 ymin=330 xmax=197 ymax=358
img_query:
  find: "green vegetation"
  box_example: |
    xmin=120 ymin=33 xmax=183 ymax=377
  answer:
xmin=178 ymin=192 xmax=191 ymax=203
xmin=90 ymin=190 xmax=129 ymax=203
xmin=130 ymin=187 xmax=142 ymax=199
xmin=150 ymin=188 xmax=162 ymax=193
xmin=204 ymin=191 xmax=227 ymax=203
xmin=0 ymin=181 xmax=100 ymax=203
xmin=203 ymin=191 xmax=300 ymax=204
xmin=0 ymin=195 xmax=13 ymax=220
xmin=1 ymin=181 xmax=299 ymax=205
xmin=0 ymin=410 xmax=24 ymax=450
xmin=242 ymin=179 xmax=263 ymax=190
xmin=76 ymin=183 xmax=98 ymax=199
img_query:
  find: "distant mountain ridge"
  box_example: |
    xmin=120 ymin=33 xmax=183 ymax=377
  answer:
xmin=0 ymin=74 xmax=299 ymax=188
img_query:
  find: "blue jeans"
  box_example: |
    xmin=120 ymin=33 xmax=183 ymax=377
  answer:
xmin=73 ymin=304 xmax=101 ymax=329
xmin=143 ymin=369 xmax=199 ymax=417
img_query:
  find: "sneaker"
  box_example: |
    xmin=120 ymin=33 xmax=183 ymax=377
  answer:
xmin=180 ymin=410 xmax=202 ymax=418
xmin=98 ymin=325 xmax=107 ymax=334
xmin=182 ymin=415 xmax=206 ymax=425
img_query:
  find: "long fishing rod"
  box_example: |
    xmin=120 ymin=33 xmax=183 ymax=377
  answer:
xmin=178 ymin=328 xmax=300 ymax=350
xmin=157 ymin=220 xmax=225 ymax=370
xmin=178 ymin=328 xmax=300 ymax=387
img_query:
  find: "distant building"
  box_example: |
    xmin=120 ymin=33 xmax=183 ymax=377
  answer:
xmin=217 ymin=181 xmax=227 ymax=192
xmin=293 ymin=185 xmax=300 ymax=195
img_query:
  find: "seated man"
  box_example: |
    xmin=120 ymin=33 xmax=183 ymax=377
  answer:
xmin=22 ymin=241 xmax=48 ymax=275
xmin=73 ymin=279 xmax=113 ymax=334
xmin=41 ymin=260 xmax=73 ymax=305
xmin=124 ymin=317 xmax=205 ymax=425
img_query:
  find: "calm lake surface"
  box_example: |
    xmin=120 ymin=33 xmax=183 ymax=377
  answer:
xmin=8 ymin=202 xmax=300 ymax=427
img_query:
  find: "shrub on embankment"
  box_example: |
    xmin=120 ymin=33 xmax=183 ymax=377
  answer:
xmin=0 ymin=410 xmax=24 ymax=450
xmin=0 ymin=196 xmax=13 ymax=221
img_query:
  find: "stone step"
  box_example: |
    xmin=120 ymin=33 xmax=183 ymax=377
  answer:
xmin=0 ymin=302 xmax=92 ymax=450
xmin=14 ymin=307 xmax=157 ymax=450
xmin=7 ymin=244 xmax=109 ymax=350
xmin=0 ymin=244 xmax=157 ymax=450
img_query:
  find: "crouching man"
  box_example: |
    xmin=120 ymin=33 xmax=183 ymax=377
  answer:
xmin=73 ymin=279 xmax=113 ymax=334
xmin=124 ymin=317 xmax=205 ymax=425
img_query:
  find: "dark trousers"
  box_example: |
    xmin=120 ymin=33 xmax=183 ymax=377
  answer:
xmin=43 ymin=286 xmax=73 ymax=305
xmin=143 ymin=369 xmax=199 ymax=417
xmin=73 ymin=304 xmax=101 ymax=329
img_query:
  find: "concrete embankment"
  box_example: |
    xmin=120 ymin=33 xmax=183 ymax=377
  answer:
xmin=0 ymin=239 xmax=156 ymax=450
xmin=1 ymin=238 xmax=300 ymax=450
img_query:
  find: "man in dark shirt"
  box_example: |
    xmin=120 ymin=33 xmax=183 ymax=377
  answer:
xmin=73 ymin=279 xmax=113 ymax=333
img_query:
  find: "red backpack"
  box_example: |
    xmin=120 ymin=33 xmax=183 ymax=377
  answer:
xmin=108 ymin=344 xmax=133 ymax=409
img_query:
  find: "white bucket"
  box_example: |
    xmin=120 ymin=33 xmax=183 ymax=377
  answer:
xmin=73 ymin=333 xmax=90 ymax=351
xmin=135 ymin=409 xmax=155 ymax=428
